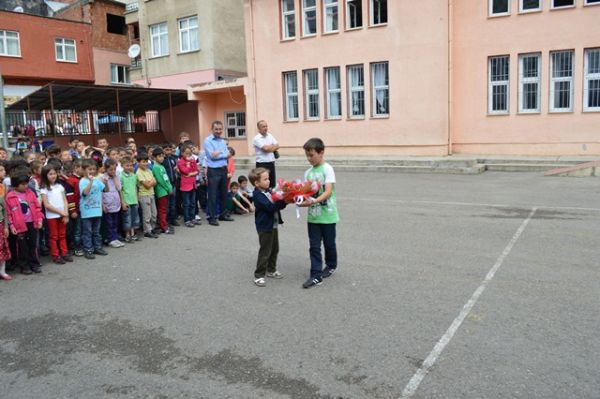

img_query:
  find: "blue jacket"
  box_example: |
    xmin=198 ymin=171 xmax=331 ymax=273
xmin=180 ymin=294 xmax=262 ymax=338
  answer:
xmin=253 ymin=190 xmax=286 ymax=233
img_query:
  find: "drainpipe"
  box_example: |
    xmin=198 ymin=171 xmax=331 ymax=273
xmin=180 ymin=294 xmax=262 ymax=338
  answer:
xmin=248 ymin=0 xmax=259 ymax=133
xmin=0 ymin=72 xmax=7 ymax=148
xmin=447 ymin=0 xmax=454 ymax=156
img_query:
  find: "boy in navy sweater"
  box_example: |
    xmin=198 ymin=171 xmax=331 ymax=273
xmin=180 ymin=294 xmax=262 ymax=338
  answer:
xmin=249 ymin=167 xmax=287 ymax=287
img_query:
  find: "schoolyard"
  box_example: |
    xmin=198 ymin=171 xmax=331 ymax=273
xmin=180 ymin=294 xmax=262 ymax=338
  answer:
xmin=0 ymin=169 xmax=598 ymax=399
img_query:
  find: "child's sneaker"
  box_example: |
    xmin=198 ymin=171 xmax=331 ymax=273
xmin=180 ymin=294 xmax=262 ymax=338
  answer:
xmin=131 ymin=235 xmax=140 ymax=241
xmin=266 ymin=271 xmax=284 ymax=279
xmin=84 ymin=251 xmax=95 ymax=260
xmin=62 ymin=255 xmax=74 ymax=262
xmin=302 ymin=277 xmax=322 ymax=289
xmin=321 ymin=267 xmax=336 ymax=279
xmin=254 ymin=277 xmax=266 ymax=287
xmin=53 ymin=257 xmax=66 ymax=265
xmin=124 ymin=236 xmax=132 ymax=243
xmin=0 ymin=273 xmax=12 ymax=281
xmin=74 ymin=249 xmax=84 ymax=257
xmin=93 ymin=248 xmax=108 ymax=256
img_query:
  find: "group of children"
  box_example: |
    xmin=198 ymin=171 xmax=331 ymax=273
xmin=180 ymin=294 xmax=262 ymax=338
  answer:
xmin=0 ymin=134 xmax=340 ymax=291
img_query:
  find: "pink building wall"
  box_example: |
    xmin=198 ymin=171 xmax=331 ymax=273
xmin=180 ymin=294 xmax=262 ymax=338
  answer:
xmin=244 ymin=0 xmax=450 ymax=156
xmin=452 ymin=0 xmax=600 ymax=155
xmin=93 ymin=48 xmax=132 ymax=85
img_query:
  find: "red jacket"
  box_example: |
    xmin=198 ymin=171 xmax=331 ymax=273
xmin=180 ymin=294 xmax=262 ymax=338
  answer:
xmin=5 ymin=189 xmax=44 ymax=234
xmin=66 ymin=175 xmax=81 ymax=214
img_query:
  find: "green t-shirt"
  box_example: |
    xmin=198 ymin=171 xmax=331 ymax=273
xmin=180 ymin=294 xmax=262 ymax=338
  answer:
xmin=120 ymin=172 xmax=138 ymax=205
xmin=152 ymin=163 xmax=173 ymax=198
xmin=304 ymin=162 xmax=339 ymax=224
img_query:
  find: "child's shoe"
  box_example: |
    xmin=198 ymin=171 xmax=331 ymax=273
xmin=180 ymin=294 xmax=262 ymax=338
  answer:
xmin=84 ymin=251 xmax=95 ymax=260
xmin=62 ymin=255 xmax=74 ymax=262
xmin=74 ymin=249 xmax=84 ymax=257
xmin=53 ymin=257 xmax=66 ymax=265
xmin=20 ymin=268 xmax=33 ymax=275
xmin=94 ymin=248 xmax=108 ymax=256
xmin=124 ymin=236 xmax=132 ymax=243
xmin=302 ymin=277 xmax=322 ymax=289
xmin=31 ymin=266 xmax=42 ymax=273
xmin=266 ymin=271 xmax=284 ymax=279
xmin=109 ymin=240 xmax=124 ymax=248
xmin=0 ymin=273 xmax=12 ymax=281
xmin=254 ymin=277 xmax=266 ymax=287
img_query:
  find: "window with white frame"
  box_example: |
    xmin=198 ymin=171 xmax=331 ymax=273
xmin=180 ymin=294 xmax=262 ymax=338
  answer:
xmin=225 ymin=111 xmax=246 ymax=138
xmin=371 ymin=0 xmax=388 ymax=25
xmin=150 ymin=22 xmax=168 ymax=57
xmin=283 ymin=72 xmax=299 ymax=120
xmin=302 ymin=0 xmax=317 ymax=36
xmin=489 ymin=0 xmax=509 ymax=15
xmin=346 ymin=0 xmax=362 ymax=29
xmin=488 ymin=56 xmax=510 ymax=114
xmin=371 ymin=62 xmax=389 ymax=116
xmin=585 ymin=0 xmax=600 ymax=5
xmin=304 ymin=69 xmax=320 ymax=119
xmin=551 ymin=0 xmax=574 ymax=8
xmin=520 ymin=0 xmax=541 ymax=12
xmin=179 ymin=16 xmax=199 ymax=53
xmin=518 ymin=54 xmax=541 ymax=113
xmin=347 ymin=64 xmax=365 ymax=117
xmin=0 ymin=30 xmax=20 ymax=57
xmin=323 ymin=0 xmax=339 ymax=33
xmin=325 ymin=67 xmax=342 ymax=118
xmin=55 ymin=38 xmax=77 ymax=62
xmin=550 ymin=50 xmax=574 ymax=112
xmin=584 ymin=48 xmax=600 ymax=111
xmin=281 ymin=0 xmax=296 ymax=39
xmin=110 ymin=64 xmax=130 ymax=84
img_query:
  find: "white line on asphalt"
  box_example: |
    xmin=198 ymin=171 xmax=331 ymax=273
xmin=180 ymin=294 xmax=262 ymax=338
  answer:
xmin=399 ymin=207 xmax=538 ymax=398
xmin=343 ymin=197 xmax=600 ymax=212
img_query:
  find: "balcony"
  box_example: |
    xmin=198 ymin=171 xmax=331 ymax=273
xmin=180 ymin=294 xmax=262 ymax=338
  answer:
xmin=125 ymin=2 xmax=138 ymax=13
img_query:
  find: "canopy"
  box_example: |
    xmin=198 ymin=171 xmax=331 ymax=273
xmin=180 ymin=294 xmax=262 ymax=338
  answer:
xmin=7 ymin=83 xmax=190 ymax=113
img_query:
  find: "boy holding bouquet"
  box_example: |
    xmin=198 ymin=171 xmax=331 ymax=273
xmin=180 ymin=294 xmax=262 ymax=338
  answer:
xmin=298 ymin=138 xmax=339 ymax=289
xmin=249 ymin=167 xmax=287 ymax=287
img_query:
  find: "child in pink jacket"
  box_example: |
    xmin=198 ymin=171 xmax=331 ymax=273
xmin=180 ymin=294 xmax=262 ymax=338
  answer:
xmin=6 ymin=173 xmax=44 ymax=274
xmin=176 ymin=145 xmax=199 ymax=227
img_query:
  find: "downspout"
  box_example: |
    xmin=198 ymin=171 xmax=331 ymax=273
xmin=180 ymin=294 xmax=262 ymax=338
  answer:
xmin=447 ymin=0 xmax=454 ymax=155
xmin=249 ymin=0 xmax=259 ymax=130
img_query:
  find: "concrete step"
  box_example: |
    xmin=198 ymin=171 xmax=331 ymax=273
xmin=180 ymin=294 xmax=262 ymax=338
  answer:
xmin=544 ymin=160 xmax=600 ymax=177
xmin=244 ymin=163 xmax=486 ymax=175
xmin=484 ymin=163 xmax=578 ymax=173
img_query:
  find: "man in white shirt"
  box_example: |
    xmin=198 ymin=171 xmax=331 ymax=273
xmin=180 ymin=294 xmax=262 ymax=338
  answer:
xmin=252 ymin=120 xmax=279 ymax=188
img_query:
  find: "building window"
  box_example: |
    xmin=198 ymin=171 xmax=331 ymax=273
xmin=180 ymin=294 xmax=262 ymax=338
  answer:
xmin=489 ymin=0 xmax=510 ymax=16
xmin=283 ymin=72 xmax=299 ymax=121
xmin=304 ymin=69 xmax=320 ymax=119
xmin=150 ymin=22 xmax=168 ymax=57
xmin=55 ymin=38 xmax=77 ymax=62
xmin=0 ymin=30 xmax=20 ymax=57
xmin=179 ymin=16 xmax=199 ymax=52
xmin=302 ymin=0 xmax=317 ymax=36
xmin=551 ymin=0 xmax=574 ymax=8
xmin=371 ymin=0 xmax=388 ymax=25
xmin=225 ymin=112 xmax=246 ymax=137
xmin=323 ymin=0 xmax=339 ymax=33
xmin=520 ymin=0 xmax=541 ymax=12
xmin=281 ymin=0 xmax=296 ymax=39
xmin=550 ymin=50 xmax=574 ymax=112
xmin=488 ymin=55 xmax=509 ymax=114
xmin=584 ymin=48 xmax=600 ymax=112
xmin=107 ymin=14 xmax=126 ymax=35
xmin=347 ymin=64 xmax=365 ymax=118
xmin=518 ymin=54 xmax=541 ymax=113
xmin=585 ymin=0 xmax=600 ymax=5
xmin=346 ymin=0 xmax=363 ymax=29
xmin=371 ymin=62 xmax=389 ymax=116
xmin=111 ymin=64 xmax=130 ymax=85
xmin=325 ymin=67 xmax=342 ymax=119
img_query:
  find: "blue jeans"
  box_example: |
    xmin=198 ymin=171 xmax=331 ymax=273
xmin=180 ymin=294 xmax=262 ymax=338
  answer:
xmin=67 ymin=215 xmax=82 ymax=249
xmin=181 ymin=190 xmax=196 ymax=223
xmin=122 ymin=204 xmax=140 ymax=231
xmin=82 ymin=217 xmax=102 ymax=252
xmin=104 ymin=212 xmax=120 ymax=242
xmin=308 ymin=223 xmax=337 ymax=279
xmin=207 ymin=167 xmax=227 ymax=221
xmin=168 ymin=192 xmax=178 ymax=223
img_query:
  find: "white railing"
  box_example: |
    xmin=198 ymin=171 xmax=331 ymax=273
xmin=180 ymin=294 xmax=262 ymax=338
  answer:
xmin=126 ymin=2 xmax=138 ymax=12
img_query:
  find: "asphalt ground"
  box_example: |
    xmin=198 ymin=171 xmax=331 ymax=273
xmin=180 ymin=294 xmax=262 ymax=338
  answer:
xmin=0 ymin=169 xmax=599 ymax=399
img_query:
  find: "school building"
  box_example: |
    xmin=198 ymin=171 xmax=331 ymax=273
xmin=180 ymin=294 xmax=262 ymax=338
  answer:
xmin=191 ymin=0 xmax=600 ymax=156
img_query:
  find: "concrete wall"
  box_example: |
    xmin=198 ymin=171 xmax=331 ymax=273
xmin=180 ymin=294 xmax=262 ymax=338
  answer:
xmin=451 ymin=0 xmax=600 ymax=155
xmin=244 ymin=0 xmax=449 ymax=156
xmin=0 ymin=10 xmax=94 ymax=84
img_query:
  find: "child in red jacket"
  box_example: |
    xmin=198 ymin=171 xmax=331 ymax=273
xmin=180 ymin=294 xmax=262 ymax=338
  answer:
xmin=6 ymin=173 xmax=44 ymax=274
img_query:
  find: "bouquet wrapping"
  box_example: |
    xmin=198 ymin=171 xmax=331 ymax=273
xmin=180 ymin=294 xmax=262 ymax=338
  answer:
xmin=271 ymin=178 xmax=321 ymax=205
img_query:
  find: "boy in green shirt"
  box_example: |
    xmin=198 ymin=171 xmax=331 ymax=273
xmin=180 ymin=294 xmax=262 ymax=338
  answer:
xmin=120 ymin=156 xmax=140 ymax=243
xmin=152 ymin=148 xmax=174 ymax=234
xmin=299 ymin=138 xmax=339 ymax=289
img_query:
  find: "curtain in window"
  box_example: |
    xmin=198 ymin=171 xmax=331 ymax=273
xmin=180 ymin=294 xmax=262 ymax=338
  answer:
xmin=285 ymin=73 xmax=299 ymax=119
xmin=373 ymin=63 xmax=389 ymax=114
xmin=6 ymin=32 xmax=19 ymax=55
xmin=327 ymin=68 xmax=341 ymax=117
xmin=349 ymin=66 xmax=364 ymax=116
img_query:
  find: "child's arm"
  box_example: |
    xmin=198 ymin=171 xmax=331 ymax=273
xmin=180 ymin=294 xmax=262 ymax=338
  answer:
xmin=41 ymin=193 xmax=66 ymax=217
xmin=232 ymin=197 xmax=248 ymax=213
xmin=254 ymin=192 xmax=287 ymax=213
xmin=81 ymin=179 xmax=93 ymax=196
xmin=61 ymin=191 xmax=69 ymax=223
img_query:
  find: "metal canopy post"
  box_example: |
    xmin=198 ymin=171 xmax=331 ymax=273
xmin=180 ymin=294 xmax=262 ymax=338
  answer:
xmin=168 ymin=92 xmax=174 ymax=135
xmin=49 ymin=83 xmax=56 ymax=138
xmin=116 ymin=88 xmax=123 ymax=145
xmin=0 ymin=73 xmax=7 ymax=149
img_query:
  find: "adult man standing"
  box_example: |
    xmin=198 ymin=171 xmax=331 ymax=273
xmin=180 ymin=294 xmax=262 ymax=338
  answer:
xmin=253 ymin=120 xmax=279 ymax=188
xmin=203 ymin=120 xmax=233 ymax=226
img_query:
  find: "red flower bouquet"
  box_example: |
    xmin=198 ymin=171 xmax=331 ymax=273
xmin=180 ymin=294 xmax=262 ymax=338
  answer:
xmin=271 ymin=178 xmax=321 ymax=204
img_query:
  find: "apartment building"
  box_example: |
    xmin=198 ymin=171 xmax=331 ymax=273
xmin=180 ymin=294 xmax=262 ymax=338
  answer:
xmin=124 ymin=0 xmax=246 ymax=143
xmin=210 ymin=0 xmax=599 ymax=156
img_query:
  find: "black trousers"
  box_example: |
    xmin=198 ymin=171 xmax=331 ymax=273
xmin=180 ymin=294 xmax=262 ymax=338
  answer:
xmin=255 ymin=229 xmax=279 ymax=278
xmin=16 ymin=222 xmax=40 ymax=271
xmin=207 ymin=166 xmax=228 ymax=221
xmin=256 ymin=161 xmax=276 ymax=188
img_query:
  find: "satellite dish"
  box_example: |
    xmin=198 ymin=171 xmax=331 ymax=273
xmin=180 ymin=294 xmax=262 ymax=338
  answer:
xmin=13 ymin=6 xmax=24 ymax=12
xmin=127 ymin=44 xmax=141 ymax=58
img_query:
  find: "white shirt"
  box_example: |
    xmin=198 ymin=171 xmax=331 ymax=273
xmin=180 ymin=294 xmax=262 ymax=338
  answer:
xmin=40 ymin=184 xmax=65 ymax=219
xmin=253 ymin=133 xmax=278 ymax=163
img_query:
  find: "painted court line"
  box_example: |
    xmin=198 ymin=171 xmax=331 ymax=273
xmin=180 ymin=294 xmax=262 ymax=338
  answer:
xmin=399 ymin=207 xmax=538 ymax=398
xmin=344 ymin=197 xmax=600 ymax=213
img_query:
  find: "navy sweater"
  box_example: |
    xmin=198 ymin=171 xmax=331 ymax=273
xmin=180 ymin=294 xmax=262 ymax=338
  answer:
xmin=253 ymin=190 xmax=287 ymax=233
